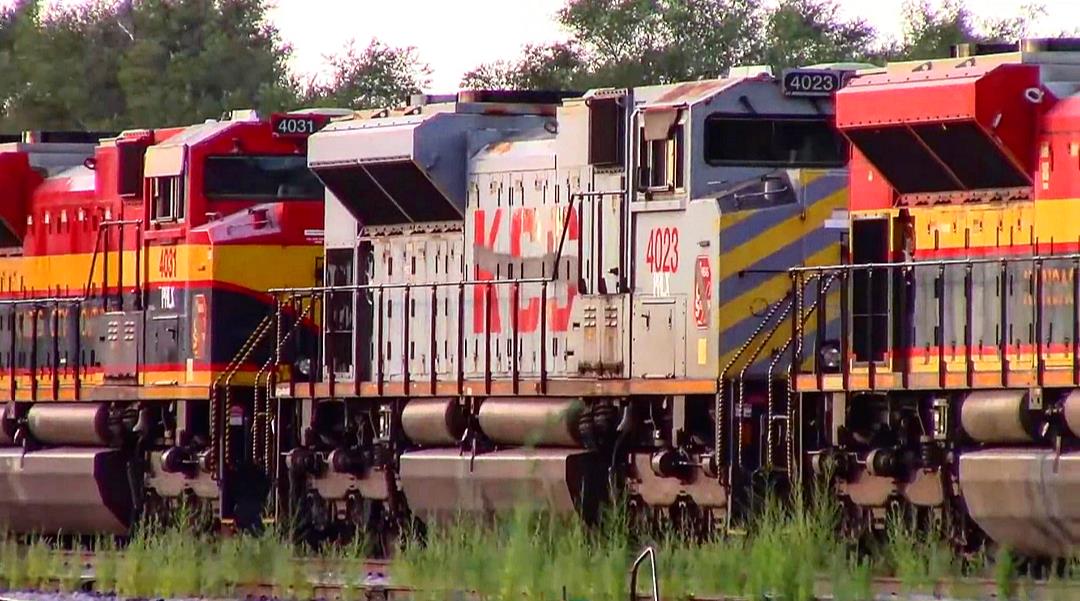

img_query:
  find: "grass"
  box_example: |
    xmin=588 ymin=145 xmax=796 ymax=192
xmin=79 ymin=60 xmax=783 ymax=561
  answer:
xmin=392 ymin=482 xmax=856 ymax=601
xmin=0 ymin=488 xmax=1074 ymax=600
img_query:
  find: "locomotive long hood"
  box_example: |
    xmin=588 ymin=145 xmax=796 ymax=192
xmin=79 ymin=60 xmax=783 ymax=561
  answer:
xmin=836 ymin=63 xmax=1050 ymax=196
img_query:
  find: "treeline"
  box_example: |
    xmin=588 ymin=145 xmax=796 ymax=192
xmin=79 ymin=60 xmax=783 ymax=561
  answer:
xmin=0 ymin=0 xmax=1053 ymax=131
xmin=0 ymin=0 xmax=431 ymax=130
xmin=462 ymin=0 xmax=1049 ymax=89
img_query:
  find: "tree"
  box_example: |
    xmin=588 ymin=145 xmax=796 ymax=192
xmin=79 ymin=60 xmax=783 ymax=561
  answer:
xmin=462 ymin=0 xmax=768 ymax=90
xmin=461 ymin=42 xmax=588 ymax=90
xmin=559 ymin=0 xmax=765 ymax=85
xmin=119 ymin=0 xmax=296 ymax=127
xmin=0 ymin=0 xmax=31 ymax=128
xmin=303 ymin=39 xmax=430 ymax=109
xmin=890 ymin=0 xmax=1045 ymax=61
xmin=0 ymin=0 xmax=132 ymax=131
xmin=763 ymin=0 xmax=879 ymax=70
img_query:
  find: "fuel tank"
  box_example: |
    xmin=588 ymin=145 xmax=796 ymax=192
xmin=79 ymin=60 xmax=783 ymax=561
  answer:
xmin=0 ymin=447 xmax=133 ymax=534
xmin=1062 ymin=390 xmax=1080 ymax=438
xmin=959 ymin=390 xmax=1037 ymax=444
xmin=399 ymin=448 xmax=605 ymax=519
xmin=958 ymin=449 xmax=1079 ymax=557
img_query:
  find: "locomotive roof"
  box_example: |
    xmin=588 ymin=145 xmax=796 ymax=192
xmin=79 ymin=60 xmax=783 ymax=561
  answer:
xmin=632 ymin=77 xmax=743 ymax=108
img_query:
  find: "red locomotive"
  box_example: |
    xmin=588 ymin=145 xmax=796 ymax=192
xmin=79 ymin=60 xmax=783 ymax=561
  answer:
xmin=0 ymin=110 xmax=337 ymax=533
xmin=793 ymin=39 xmax=1080 ymax=556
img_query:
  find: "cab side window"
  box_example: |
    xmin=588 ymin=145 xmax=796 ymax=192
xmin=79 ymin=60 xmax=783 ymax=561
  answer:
xmin=151 ymin=176 xmax=186 ymax=222
xmin=638 ymin=109 xmax=685 ymax=192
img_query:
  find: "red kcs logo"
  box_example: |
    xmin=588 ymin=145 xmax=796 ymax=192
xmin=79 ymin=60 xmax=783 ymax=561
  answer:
xmin=694 ymin=256 xmax=712 ymax=329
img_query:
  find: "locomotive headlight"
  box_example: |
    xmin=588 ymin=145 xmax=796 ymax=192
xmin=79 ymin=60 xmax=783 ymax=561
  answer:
xmin=819 ymin=340 xmax=842 ymax=373
xmin=295 ymin=356 xmax=312 ymax=377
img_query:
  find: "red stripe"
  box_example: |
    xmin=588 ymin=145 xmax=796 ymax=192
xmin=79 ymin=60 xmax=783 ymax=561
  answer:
xmin=895 ymin=342 xmax=1072 ymax=359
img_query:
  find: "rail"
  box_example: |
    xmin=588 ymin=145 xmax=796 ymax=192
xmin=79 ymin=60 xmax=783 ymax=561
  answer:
xmin=790 ymin=252 xmax=1080 ymax=388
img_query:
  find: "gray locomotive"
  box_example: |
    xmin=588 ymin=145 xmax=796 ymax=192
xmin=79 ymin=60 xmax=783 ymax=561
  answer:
xmin=271 ymin=71 xmax=849 ymax=541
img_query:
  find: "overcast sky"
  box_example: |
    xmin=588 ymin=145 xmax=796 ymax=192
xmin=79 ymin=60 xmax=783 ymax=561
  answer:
xmin=12 ymin=0 xmax=1080 ymax=90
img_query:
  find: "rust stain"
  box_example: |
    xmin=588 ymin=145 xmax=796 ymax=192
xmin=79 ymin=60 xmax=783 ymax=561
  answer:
xmin=654 ymin=79 xmax=729 ymax=104
xmin=488 ymin=141 xmax=514 ymax=155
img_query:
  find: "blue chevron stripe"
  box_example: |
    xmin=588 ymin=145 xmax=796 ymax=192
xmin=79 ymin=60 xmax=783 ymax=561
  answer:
xmin=719 ymin=173 xmax=846 ymax=252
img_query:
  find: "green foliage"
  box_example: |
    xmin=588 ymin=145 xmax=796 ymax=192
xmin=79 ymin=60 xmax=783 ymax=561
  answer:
xmin=304 ymin=39 xmax=430 ymax=109
xmin=0 ymin=496 xmax=1074 ymax=598
xmin=394 ymin=485 xmax=851 ymax=601
xmin=461 ymin=42 xmax=589 ymax=91
xmin=0 ymin=0 xmax=430 ymax=131
xmin=763 ymin=0 xmax=879 ymax=70
xmin=0 ymin=0 xmax=129 ymax=131
xmin=887 ymin=0 xmax=1045 ymax=62
xmin=117 ymin=0 xmax=296 ymax=127
xmin=880 ymin=511 xmax=957 ymax=593
xmin=464 ymin=0 xmax=1056 ymax=90
xmin=464 ymin=0 xmax=767 ymax=90
xmin=995 ymin=544 xmax=1018 ymax=599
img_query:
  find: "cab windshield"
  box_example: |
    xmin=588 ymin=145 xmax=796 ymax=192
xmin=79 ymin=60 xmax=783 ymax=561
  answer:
xmin=204 ymin=155 xmax=323 ymax=200
xmin=704 ymin=116 xmax=847 ymax=168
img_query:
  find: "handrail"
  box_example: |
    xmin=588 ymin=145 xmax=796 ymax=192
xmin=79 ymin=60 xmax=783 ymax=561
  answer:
xmin=84 ymin=219 xmax=143 ymax=309
xmin=0 ymin=296 xmax=85 ymax=306
xmin=209 ymin=311 xmax=277 ymax=475
xmin=734 ymin=298 xmax=794 ymax=468
xmin=792 ymin=251 xmax=1080 ymax=385
xmin=628 ymin=547 xmax=659 ymax=601
xmin=266 ymin=191 xmax=620 ymax=395
xmin=253 ymin=303 xmax=312 ymax=469
xmin=788 ymin=251 xmax=1080 ymax=273
xmin=714 ymin=282 xmax=804 ymax=482
xmin=765 ymin=273 xmax=837 ymax=471
xmin=269 ymin=190 xmax=623 ymax=297
xmin=269 ymin=276 xmax=557 ymax=295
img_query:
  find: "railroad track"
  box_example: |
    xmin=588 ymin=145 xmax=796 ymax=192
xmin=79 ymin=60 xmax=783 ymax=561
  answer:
xmin=3 ymin=549 xmax=1077 ymax=601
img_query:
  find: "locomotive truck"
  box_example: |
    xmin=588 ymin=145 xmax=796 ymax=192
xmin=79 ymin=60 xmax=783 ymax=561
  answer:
xmin=0 ymin=110 xmax=340 ymax=533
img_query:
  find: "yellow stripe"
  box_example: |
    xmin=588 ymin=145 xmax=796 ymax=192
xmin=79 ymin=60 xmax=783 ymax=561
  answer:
xmin=0 ymin=244 xmax=321 ymax=294
xmin=717 ymin=172 xmax=829 ymax=236
xmin=718 ymin=189 xmax=847 ymax=281
xmin=718 ymin=245 xmax=841 ymax=334
xmin=214 ymin=245 xmax=324 ymax=291
xmin=718 ymin=288 xmax=842 ymax=371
